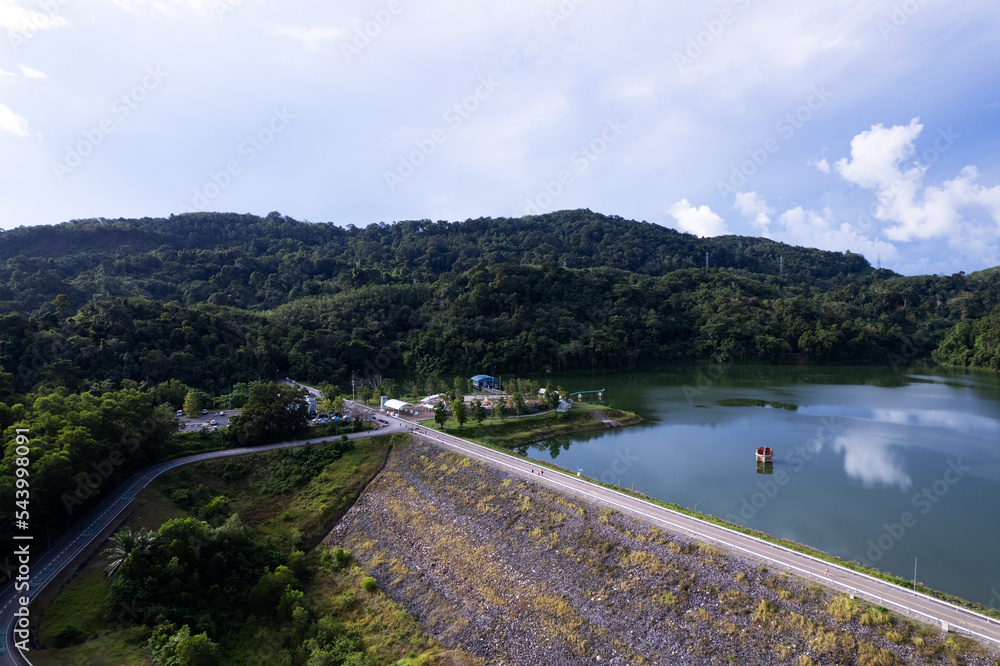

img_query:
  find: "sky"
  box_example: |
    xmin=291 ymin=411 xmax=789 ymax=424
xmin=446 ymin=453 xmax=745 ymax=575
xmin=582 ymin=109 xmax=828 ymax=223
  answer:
xmin=1 ymin=0 xmax=999 ymax=275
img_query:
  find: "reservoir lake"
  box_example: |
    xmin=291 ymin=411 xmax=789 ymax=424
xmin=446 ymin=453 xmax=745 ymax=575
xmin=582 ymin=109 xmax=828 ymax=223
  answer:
xmin=521 ymin=365 xmax=1000 ymax=608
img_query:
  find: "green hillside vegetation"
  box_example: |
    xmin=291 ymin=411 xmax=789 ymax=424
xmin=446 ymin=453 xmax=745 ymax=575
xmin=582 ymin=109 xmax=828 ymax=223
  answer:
xmin=933 ymin=303 xmax=1000 ymax=371
xmin=33 ymin=435 xmax=474 ymax=666
xmin=2 ymin=210 xmax=999 ymax=400
xmin=2 ymin=210 xmax=1000 ymax=579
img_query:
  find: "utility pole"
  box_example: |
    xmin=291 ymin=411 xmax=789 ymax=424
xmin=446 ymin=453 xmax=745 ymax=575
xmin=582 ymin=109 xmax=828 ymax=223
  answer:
xmin=779 ymin=255 xmax=783 ymax=277
xmin=705 ymin=251 xmax=709 ymax=270
xmin=913 ymin=557 xmax=917 ymax=591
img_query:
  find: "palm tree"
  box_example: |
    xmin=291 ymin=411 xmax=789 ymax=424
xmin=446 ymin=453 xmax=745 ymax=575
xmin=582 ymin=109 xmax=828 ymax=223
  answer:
xmin=102 ymin=527 xmax=156 ymax=580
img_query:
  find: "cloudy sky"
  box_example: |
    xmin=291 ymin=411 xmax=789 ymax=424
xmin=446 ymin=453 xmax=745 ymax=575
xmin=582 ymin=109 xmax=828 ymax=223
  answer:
xmin=1 ymin=0 xmax=998 ymax=275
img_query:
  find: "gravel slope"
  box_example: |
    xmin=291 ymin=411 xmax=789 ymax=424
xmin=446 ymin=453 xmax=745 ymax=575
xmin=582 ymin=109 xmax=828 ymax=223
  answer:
xmin=324 ymin=439 xmax=998 ymax=666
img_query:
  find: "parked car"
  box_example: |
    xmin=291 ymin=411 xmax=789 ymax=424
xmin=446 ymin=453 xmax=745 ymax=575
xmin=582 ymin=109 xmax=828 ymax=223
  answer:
xmin=210 ymin=419 xmax=217 ymax=425
xmin=202 ymin=409 xmax=208 ymax=414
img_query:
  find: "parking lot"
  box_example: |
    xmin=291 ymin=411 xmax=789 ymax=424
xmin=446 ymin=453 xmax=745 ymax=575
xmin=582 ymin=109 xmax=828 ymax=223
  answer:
xmin=177 ymin=409 xmax=242 ymax=431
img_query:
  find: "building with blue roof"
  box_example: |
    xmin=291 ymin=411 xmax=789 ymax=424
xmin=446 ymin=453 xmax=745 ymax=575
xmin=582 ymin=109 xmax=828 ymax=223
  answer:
xmin=471 ymin=374 xmax=499 ymax=390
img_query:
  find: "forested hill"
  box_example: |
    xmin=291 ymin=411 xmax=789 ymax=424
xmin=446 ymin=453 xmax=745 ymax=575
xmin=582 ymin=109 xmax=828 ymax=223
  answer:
xmin=0 ymin=210 xmax=875 ymax=313
xmin=0 ymin=210 xmax=998 ymax=397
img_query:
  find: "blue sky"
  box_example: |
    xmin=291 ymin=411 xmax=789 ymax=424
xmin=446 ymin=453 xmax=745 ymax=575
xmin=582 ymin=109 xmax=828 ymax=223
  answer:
xmin=1 ymin=0 xmax=998 ymax=275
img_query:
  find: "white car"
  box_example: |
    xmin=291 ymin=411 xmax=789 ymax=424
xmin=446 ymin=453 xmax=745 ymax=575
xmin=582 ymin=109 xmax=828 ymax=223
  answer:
xmin=210 ymin=419 xmax=217 ymax=425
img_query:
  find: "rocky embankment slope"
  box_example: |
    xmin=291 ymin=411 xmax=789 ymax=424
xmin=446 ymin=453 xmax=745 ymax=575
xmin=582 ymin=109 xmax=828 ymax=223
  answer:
xmin=325 ymin=439 xmax=997 ymax=665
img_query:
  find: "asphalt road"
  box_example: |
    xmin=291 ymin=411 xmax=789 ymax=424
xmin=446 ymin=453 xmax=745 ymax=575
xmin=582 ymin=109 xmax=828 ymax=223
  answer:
xmin=377 ymin=406 xmax=1000 ymax=651
xmin=3 ymin=397 xmax=998 ymax=664
xmin=0 ymin=425 xmax=401 ymax=666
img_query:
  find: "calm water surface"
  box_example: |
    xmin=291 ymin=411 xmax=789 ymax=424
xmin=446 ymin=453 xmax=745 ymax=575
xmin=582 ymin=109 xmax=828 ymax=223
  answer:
xmin=522 ymin=365 xmax=1000 ymax=607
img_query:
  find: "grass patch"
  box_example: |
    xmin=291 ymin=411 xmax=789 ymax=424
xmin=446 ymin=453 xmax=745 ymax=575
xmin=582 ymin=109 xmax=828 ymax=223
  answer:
xmin=30 ymin=434 xmax=465 ymax=666
xmin=29 ymin=629 xmax=153 ymax=666
xmin=37 ymin=565 xmax=108 ymax=646
xmin=420 ymin=401 xmax=642 ymax=450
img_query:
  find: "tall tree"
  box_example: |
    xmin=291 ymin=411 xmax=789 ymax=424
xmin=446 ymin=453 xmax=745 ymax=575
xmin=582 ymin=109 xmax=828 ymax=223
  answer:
xmin=493 ymin=396 xmax=508 ymax=421
xmin=451 ymin=398 xmax=467 ymax=430
xmin=183 ymin=391 xmax=201 ymax=417
xmin=543 ymin=383 xmax=558 ymax=409
xmin=228 ymin=381 xmax=309 ymax=446
xmin=511 ymin=391 xmax=527 ymax=415
xmin=433 ymin=401 xmax=449 ymax=429
xmin=103 ymin=527 xmax=156 ymax=580
xmin=470 ymin=399 xmax=486 ymax=427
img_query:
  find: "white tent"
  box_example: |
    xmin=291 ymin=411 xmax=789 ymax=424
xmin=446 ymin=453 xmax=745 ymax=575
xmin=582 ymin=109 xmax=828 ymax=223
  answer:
xmin=383 ymin=399 xmax=415 ymax=411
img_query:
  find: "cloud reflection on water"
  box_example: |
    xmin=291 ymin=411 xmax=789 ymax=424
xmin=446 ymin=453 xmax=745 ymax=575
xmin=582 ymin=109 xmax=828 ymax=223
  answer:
xmin=832 ymin=433 xmax=912 ymax=491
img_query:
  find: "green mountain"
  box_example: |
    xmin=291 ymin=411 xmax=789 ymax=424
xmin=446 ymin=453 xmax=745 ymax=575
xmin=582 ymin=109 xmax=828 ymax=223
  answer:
xmin=1 ymin=210 xmax=999 ymax=397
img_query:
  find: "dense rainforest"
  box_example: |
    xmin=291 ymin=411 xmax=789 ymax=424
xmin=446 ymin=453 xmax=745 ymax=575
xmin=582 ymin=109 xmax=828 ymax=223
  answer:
xmin=1 ymin=210 xmax=999 ymax=563
xmin=1 ymin=209 xmax=998 ymax=399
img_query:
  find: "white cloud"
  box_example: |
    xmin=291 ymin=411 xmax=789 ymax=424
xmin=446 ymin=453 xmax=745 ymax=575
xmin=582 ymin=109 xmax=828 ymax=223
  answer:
xmin=666 ymin=199 xmax=729 ymax=237
xmin=733 ymin=191 xmax=773 ymax=233
xmin=833 ymin=118 xmax=1000 ymax=242
xmin=835 ymin=118 xmax=924 ymax=190
xmin=777 ymin=206 xmax=898 ymax=262
xmin=0 ymin=103 xmax=29 ymax=137
xmin=18 ymin=65 xmax=46 ymax=79
xmin=731 ymin=192 xmax=899 ymax=264
xmin=810 ymin=157 xmax=830 ymax=174
xmin=0 ymin=1 xmax=69 ymax=33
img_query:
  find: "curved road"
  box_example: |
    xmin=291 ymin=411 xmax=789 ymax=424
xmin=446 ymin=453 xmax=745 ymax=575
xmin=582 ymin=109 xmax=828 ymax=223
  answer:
xmin=3 ymin=399 xmax=999 ymax=663
xmin=0 ymin=425 xmax=399 ymax=665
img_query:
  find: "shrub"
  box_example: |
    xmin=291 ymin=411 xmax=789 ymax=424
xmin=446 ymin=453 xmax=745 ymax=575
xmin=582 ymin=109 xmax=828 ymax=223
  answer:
xmin=331 ymin=547 xmax=352 ymax=570
xmin=51 ymin=625 xmax=85 ymax=648
xmin=360 ymin=576 xmax=378 ymax=593
xmin=827 ymin=595 xmax=859 ymax=623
